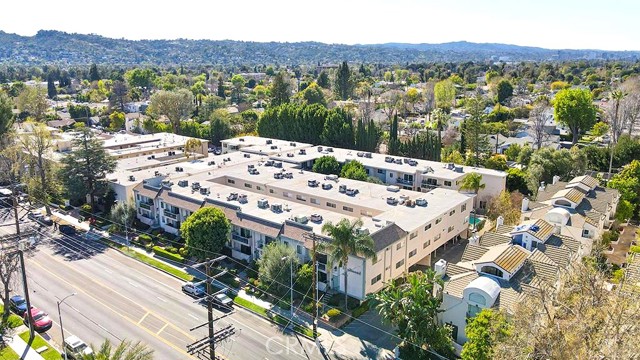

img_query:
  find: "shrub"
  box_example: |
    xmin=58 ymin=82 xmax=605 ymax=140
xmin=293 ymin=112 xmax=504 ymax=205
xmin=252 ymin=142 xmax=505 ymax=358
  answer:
xmin=166 ymin=246 xmax=179 ymax=254
xmin=152 ymin=246 xmax=185 ymax=263
xmin=326 ymin=308 xmax=341 ymax=318
xmin=351 ymin=300 xmax=370 ymax=318
xmin=145 ymin=243 xmax=153 ymax=252
xmin=138 ymin=234 xmax=152 ymax=244
xmin=151 ymin=228 xmax=164 ymax=236
xmin=630 ymin=245 xmax=640 ymax=254
xmin=79 ymin=203 xmax=92 ymax=214
xmin=179 ymin=247 xmax=188 ymax=257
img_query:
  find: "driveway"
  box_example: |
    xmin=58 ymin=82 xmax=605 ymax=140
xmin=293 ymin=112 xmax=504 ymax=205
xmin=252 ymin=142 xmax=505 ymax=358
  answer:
xmin=320 ymin=310 xmax=395 ymax=360
xmin=607 ymin=224 xmax=637 ymax=265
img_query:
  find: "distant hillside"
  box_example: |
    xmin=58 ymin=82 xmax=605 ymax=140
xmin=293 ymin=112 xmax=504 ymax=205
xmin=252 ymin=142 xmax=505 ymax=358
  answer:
xmin=0 ymin=30 xmax=638 ymax=66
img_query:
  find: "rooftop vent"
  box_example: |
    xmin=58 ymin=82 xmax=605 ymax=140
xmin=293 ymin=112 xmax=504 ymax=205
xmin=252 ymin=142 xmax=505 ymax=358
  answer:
xmin=326 ymin=147 xmax=334 ymax=152
xmin=175 ymin=166 xmax=183 ymax=172
xmin=239 ymin=138 xmax=245 ymax=142
xmin=290 ymin=142 xmax=297 ymax=147
xmin=294 ymin=215 xmax=308 ymax=224
xmin=387 ymin=197 xmax=398 ymax=205
xmin=415 ymin=198 xmax=428 ymax=207
xmin=208 ymin=161 xmax=216 ymax=166
xmin=244 ymin=154 xmax=251 ymax=158
xmin=270 ymin=145 xmax=278 ymax=150
xmin=248 ymin=164 xmax=255 ymax=169
xmin=266 ymin=139 xmax=273 ymax=145
xmin=238 ymin=194 xmax=248 ymax=204
xmin=322 ymin=183 xmax=333 ymax=190
xmin=339 ymin=184 xmax=347 ymax=193
xmin=386 ymin=185 xmax=400 ymax=192
xmin=128 ymin=175 xmax=136 ymax=181
xmin=271 ymin=203 xmax=283 ymax=213
xmin=287 ymin=153 xmax=294 ymax=157
xmin=227 ymin=193 xmax=238 ymax=201
xmin=364 ymin=152 xmax=372 ymax=158
xmin=154 ymin=171 xmax=161 ymax=177
xmin=299 ymin=149 xmax=306 ymax=155
xmin=308 ymin=180 xmax=319 ymax=187
xmin=356 ymin=152 xmax=364 ymax=157
xmin=258 ymin=198 xmax=269 ymax=208
xmin=310 ymin=214 xmax=323 ymax=223
xmin=422 ymin=166 xmax=434 ymax=174
xmin=178 ymin=180 xmax=189 ymax=187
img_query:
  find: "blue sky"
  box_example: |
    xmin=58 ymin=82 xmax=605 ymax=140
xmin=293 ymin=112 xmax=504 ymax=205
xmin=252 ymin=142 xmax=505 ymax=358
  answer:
xmin=1 ymin=0 xmax=638 ymax=50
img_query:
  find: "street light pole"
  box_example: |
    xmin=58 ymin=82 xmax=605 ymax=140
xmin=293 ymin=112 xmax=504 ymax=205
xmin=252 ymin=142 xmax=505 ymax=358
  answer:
xmin=57 ymin=292 xmax=76 ymax=360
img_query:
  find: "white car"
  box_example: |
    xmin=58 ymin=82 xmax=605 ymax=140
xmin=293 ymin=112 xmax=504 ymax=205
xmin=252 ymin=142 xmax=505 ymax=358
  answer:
xmin=182 ymin=282 xmax=205 ymax=297
xmin=64 ymin=335 xmax=93 ymax=359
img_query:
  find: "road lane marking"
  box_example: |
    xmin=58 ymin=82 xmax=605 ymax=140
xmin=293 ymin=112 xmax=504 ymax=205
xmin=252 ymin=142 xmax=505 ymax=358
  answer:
xmin=138 ymin=311 xmax=150 ymax=325
xmin=156 ymin=296 xmax=167 ymax=303
xmin=188 ymin=313 xmax=198 ymax=320
xmin=156 ymin=323 xmax=169 ymax=335
xmin=27 ymin=260 xmax=196 ymax=359
xmin=127 ymin=280 xmax=139 ymax=288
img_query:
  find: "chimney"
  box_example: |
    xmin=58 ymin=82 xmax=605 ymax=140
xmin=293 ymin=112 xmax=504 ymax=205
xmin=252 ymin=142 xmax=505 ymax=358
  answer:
xmin=469 ymin=231 xmax=480 ymax=245
xmin=538 ymin=181 xmax=546 ymax=192
xmin=552 ymin=175 xmax=560 ymax=185
xmin=521 ymin=197 xmax=530 ymax=212
xmin=496 ymin=216 xmax=504 ymax=227
xmin=434 ymin=259 xmax=447 ymax=277
xmin=554 ymin=225 xmax=561 ymax=235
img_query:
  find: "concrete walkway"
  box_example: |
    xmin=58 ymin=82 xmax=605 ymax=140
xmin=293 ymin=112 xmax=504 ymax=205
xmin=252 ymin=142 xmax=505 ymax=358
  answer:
xmin=6 ymin=333 xmax=46 ymax=360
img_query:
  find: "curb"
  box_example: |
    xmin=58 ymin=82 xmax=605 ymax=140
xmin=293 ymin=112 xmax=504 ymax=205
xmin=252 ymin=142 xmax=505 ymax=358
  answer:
xmin=232 ymin=301 xmax=316 ymax=341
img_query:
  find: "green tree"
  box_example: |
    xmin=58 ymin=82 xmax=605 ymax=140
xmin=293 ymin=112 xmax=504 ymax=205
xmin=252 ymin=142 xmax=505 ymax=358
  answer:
xmin=334 ymin=61 xmax=354 ymax=101
xmin=608 ymin=160 xmax=640 ymax=217
xmin=210 ymin=109 xmax=233 ymax=146
xmin=312 ymin=155 xmax=341 ymax=175
xmin=460 ymin=172 xmax=485 ymax=208
xmin=230 ymin=74 xmax=246 ymax=103
xmin=270 ymin=71 xmax=291 ymax=106
xmin=216 ymin=76 xmax=226 ymax=99
xmin=295 ymin=263 xmax=313 ymax=293
xmin=147 ymin=89 xmax=195 ymax=133
xmin=340 ymin=160 xmax=368 ymax=181
xmin=496 ymin=79 xmax=513 ymax=105
xmin=506 ymin=168 xmax=530 ymax=195
xmin=372 ymin=270 xmax=454 ymax=359
xmin=461 ymin=309 xmax=510 ymax=360
xmin=487 ymin=190 xmax=522 ymax=225
xmin=60 ymin=128 xmax=117 ymax=213
xmin=184 ymin=138 xmax=202 ymax=160
xmin=110 ymin=80 xmax=129 ymax=111
xmin=89 ymin=64 xmax=100 ymax=82
xmin=554 ymin=88 xmax=597 ymax=144
xmin=108 ymin=111 xmax=125 ymax=131
xmin=434 ymin=79 xmax=456 ymax=112
xmin=321 ymin=218 xmax=376 ymax=310
xmin=256 ymin=242 xmax=298 ymax=296
xmin=109 ymin=200 xmax=136 ymax=233
xmin=464 ymin=96 xmax=490 ymax=166
xmin=503 ymin=143 xmax=522 ymax=162
xmin=47 ymin=73 xmax=57 ymax=99
xmin=528 ymin=147 xmax=586 ymax=188
xmin=297 ymin=82 xmax=326 ymax=106
xmin=321 ymin=108 xmax=354 ymax=148
xmin=591 ymin=122 xmax=609 ymax=138
xmin=181 ymin=207 xmax=230 ymax=260
xmin=0 ymin=91 xmax=13 ymax=138
xmin=615 ymin=199 xmax=634 ymax=222
xmin=19 ymin=122 xmax=57 ymax=215
xmin=84 ymin=339 xmax=153 ymax=360
xmin=516 ymin=145 xmax=533 ymax=166
xmin=16 ymin=86 xmax=48 ymax=120
xmin=484 ymin=154 xmax=508 ymax=171
xmin=317 ymin=71 xmax=330 ymax=89
xmin=125 ymin=68 xmax=156 ymax=90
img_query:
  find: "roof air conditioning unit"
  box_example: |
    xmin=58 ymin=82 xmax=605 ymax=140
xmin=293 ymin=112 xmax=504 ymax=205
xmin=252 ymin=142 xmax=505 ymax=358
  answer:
xmin=227 ymin=193 xmax=238 ymax=201
xmin=192 ymin=182 xmax=201 ymax=190
xmin=299 ymin=149 xmax=306 ymax=155
xmin=415 ymin=198 xmax=428 ymax=206
xmin=454 ymin=166 xmax=464 ymax=173
xmin=346 ymin=188 xmax=357 ymax=196
xmin=356 ymin=152 xmax=364 ymax=157
xmin=270 ymin=145 xmax=278 ymax=150
xmin=308 ymin=180 xmax=318 ymax=187
xmin=326 ymin=147 xmax=333 ymax=152
xmin=258 ymin=198 xmax=269 ymax=208
xmin=434 ymin=259 xmax=447 ymax=277
xmin=128 ymin=175 xmax=136 ymax=181
xmin=364 ymin=152 xmax=372 ymax=158
xmin=266 ymin=139 xmax=273 ymax=145
xmin=385 ymin=156 xmax=393 ymax=163
xmin=244 ymin=154 xmax=251 ymax=158
xmin=386 ymin=185 xmax=400 ymax=192
xmin=325 ymin=174 xmax=338 ymax=181
xmin=271 ymin=203 xmax=283 ymax=213
xmin=274 ymin=161 xmax=283 ymax=168
xmin=294 ymin=215 xmax=308 ymax=224
xmin=238 ymin=194 xmax=248 ymax=204
xmin=199 ymin=187 xmax=210 ymax=195
xmin=178 ymin=180 xmax=189 ymax=187
xmin=386 ymin=197 xmax=398 ymax=205
xmin=248 ymin=164 xmax=255 ymax=169
xmin=339 ymin=184 xmax=347 ymax=193
xmin=355 ymin=227 xmax=369 ymax=235
xmin=265 ymin=160 xmax=274 ymax=166
xmin=322 ymin=183 xmax=332 ymax=190
xmin=310 ymin=214 xmax=323 ymax=223
xmin=317 ymin=146 xmax=323 ymax=152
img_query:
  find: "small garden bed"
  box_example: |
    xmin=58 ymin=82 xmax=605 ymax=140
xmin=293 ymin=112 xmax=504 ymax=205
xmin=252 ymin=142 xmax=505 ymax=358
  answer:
xmin=0 ymin=305 xmax=24 ymax=329
xmin=18 ymin=331 xmax=60 ymax=360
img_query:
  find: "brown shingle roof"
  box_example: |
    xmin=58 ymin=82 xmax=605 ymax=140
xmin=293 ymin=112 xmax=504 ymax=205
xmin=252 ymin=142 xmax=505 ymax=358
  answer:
xmin=527 ymin=219 xmax=555 ymax=241
xmin=552 ymin=188 xmax=586 ymax=204
xmin=162 ymin=192 xmax=204 ymax=212
xmin=494 ymin=224 xmax=515 ymax=235
xmin=479 ymin=232 xmax=512 ymax=247
xmin=133 ymin=183 xmax=161 ymax=199
xmin=538 ymin=243 xmax=572 ymax=268
xmin=546 ymin=234 xmax=580 ymax=254
xmin=462 ymin=244 xmax=489 ymax=262
xmin=443 ymin=272 xmax=478 ymax=298
xmin=445 ymin=263 xmax=474 ymax=277
xmin=370 ymin=223 xmax=408 ymax=252
xmin=569 ymin=175 xmax=599 ymax=189
xmin=236 ymin=213 xmax=282 ymax=238
xmin=494 ymin=245 xmax=530 ymax=273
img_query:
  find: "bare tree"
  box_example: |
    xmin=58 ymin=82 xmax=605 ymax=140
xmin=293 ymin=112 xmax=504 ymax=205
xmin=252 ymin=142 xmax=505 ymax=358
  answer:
xmin=529 ymin=100 xmax=552 ymax=149
xmin=0 ymin=247 xmax=20 ymax=328
xmin=423 ymin=81 xmax=436 ymax=120
xmin=620 ymin=76 xmax=640 ymax=137
xmin=380 ymin=90 xmax=403 ymax=123
xmin=19 ymin=123 xmax=56 ymax=215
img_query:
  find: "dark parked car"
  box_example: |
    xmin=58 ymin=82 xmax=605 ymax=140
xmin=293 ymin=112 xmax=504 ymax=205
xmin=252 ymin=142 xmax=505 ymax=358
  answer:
xmin=9 ymin=295 xmax=28 ymax=316
xmin=24 ymin=307 xmax=53 ymax=333
xmin=28 ymin=212 xmax=53 ymax=226
xmin=59 ymin=224 xmax=76 ymax=235
xmin=212 ymin=293 xmax=233 ymax=309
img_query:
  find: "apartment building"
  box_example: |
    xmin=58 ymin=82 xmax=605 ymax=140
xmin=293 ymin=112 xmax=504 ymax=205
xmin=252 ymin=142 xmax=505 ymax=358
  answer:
xmin=133 ymin=156 xmax=474 ymax=300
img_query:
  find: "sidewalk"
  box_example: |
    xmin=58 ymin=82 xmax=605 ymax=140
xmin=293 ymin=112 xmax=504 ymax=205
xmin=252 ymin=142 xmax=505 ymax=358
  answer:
xmin=50 ymin=209 xmax=90 ymax=232
xmin=6 ymin=333 xmax=46 ymax=360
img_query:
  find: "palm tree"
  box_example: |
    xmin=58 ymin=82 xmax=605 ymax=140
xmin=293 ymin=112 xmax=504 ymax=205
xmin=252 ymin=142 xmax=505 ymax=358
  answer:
xmin=459 ymin=172 xmax=485 ymax=209
xmin=84 ymin=339 xmax=154 ymax=360
xmin=320 ymin=218 xmax=377 ymax=311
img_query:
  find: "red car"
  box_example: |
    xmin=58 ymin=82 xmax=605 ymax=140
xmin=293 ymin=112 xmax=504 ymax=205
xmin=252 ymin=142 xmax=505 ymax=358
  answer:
xmin=23 ymin=307 xmax=53 ymax=333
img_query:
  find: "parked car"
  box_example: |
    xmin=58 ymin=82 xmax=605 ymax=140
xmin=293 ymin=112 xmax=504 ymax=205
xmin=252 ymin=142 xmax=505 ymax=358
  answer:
xmin=23 ymin=307 xmax=53 ymax=333
xmin=182 ymin=282 xmax=205 ymax=297
xmin=59 ymin=224 xmax=76 ymax=235
xmin=9 ymin=295 xmax=28 ymax=316
xmin=64 ymin=335 xmax=93 ymax=359
xmin=212 ymin=293 xmax=233 ymax=309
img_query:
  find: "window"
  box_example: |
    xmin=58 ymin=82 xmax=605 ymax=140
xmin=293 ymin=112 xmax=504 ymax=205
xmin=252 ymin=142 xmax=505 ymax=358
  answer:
xmin=582 ymin=229 xmax=589 ymax=237
xmin=343 ymin=206 xmax=353 ymax=212
xmin=365 ymin=168 xmax=370 ymax=175
xmin=371 ymin=274 xmax=382 ymax=285
xmin=269 ymin=189 xmax=275 ymax=194
xmin=396 ymin=259 xmax=405 ymax=269
xmin=240 ymin=227 xmax=252 ymax=238
xmin=436 ymin=218 xmax=442 ymax=224
xmin=389 ymin=173 xmax=394 ymax=178
xmin=296 ymin=245 xmax=303 ymax=254
xmin=434 ymin=233 xmax=441 ymax=241
xmin=377 ymin=169 xmax=384 ymax=174
xmin=461 ymin=204 xmax=467 ymax=212
xmin=136 ymin=194 xmax=140 ymax=201
xmin=296 ymin=194 xmax=306 ymax=201
xmin=227 ymin=179 xmax=235 ymax=184
xmin=424 ymin=178 xmax=438 ymax=186
xmin=396 ymin=242 xmax=403 ymax=250
xmin=372 ymin=256 xmax=381 ymax=265
xmin=480 ymin=266 xmax=504 ymax=278
xmin=410 ymin=232 xmax=418 ymax=240
xmin=244 ymin=183 xmax=252 ymax=188
xmin=448 ymin=226 xmax=455 ymax=233
xmin=468 ymin=292 xmax=486 ymax=305
xmin=423 ymin=240 xmax=431 ymax=248
xmin=467 ymin=304 xmax=482 ymax=319
xmin=479 ymin=201 xmax=487 ymax=210
xmin=310 ymin=198 xmax=319 ymax=205
xmin=424 ymin=223 xmax=432 ymax=231
xmin=449 ymin=209 xmax=456 ymax=216
xmin=326 ymin=202 xmax=336 ymax=208
xmin=444 ymin=180 xmax=452 ymax=187
xmin=283 ymin=192 xmax=291 ymax=198
xmin=256 ymin=186 xmax=262 ymax=191
xmin=408 ymin=249 xmax=417 ymax=258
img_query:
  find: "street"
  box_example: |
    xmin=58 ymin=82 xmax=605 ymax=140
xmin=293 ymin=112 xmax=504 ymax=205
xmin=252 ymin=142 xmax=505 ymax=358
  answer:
xmin=3 ymin=219 xmax=324 ymax=360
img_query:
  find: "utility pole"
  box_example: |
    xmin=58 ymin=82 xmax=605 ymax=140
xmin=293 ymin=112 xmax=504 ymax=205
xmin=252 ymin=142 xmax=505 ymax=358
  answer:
xmin=305 ymin=232 xmax=319 ymax=339
xmin=206 ymin=259 xmax=215 ymax=360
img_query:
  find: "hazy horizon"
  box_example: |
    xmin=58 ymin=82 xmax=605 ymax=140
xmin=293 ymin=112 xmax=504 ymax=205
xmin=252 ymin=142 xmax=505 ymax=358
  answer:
xmin=2 ymin=0 xmax=639 ymax=51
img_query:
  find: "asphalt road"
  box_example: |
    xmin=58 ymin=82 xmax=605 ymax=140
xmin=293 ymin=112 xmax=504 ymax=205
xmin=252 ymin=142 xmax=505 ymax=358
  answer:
xmin=7 ymin=221 xmax=324 ymax=360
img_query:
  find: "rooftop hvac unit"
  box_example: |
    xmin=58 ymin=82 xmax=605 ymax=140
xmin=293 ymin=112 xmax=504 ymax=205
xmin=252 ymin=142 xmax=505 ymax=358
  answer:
xmin=345 ymin=188 xmax=357 ymax=196
xmin=326 ymin=147 xmax=333 ymax=152
xmin=317 ymin=146 xmax=323 ymax=152
xmin=387 ymin=197 xmax=398 ymax=205
xmin=325 ymin=174 xmax=338 ymax=181
xmin=299 ymin=149 xmax=306 ymax=155
xmin=287 ymin=153 xmax=294 ymax=157
xmin=238 ymin=194 xmax=248 ymax=204
xmin=308 ymin=180 xmax=319 ymax=187
xmin=257 ymin=198 xmax=269 ymax=209
xmin=322 ymin=183 xmax=333 ymax=190
xmin=403 ymin=158 xmax=409 ymax=164
xmin=310 ymin=214 xmax=323 ymax=223
xmin=249 ymin=168 xmax=259 ymax=175
xmin=208 ymin=161 xmax=216 ymax=166
xmin=394 ymin=158 xmax=402 ymax=164
xmin=248 ymin=164 xmax=255 ymax=169
xmin=284 ymin=172 xmax=293 ymax=179
xmin=408 ymin=160 xmax=418 ymax=166
xmin=356 ymin=152 xmax=364 ymax=157
xmin=290 ymin=142 xmax=296 ymax=146
xmin=355 ymin=227 xmax=369 ymax=235
xmin=154 ymin=171 xmax=161 ymax=177
xmin=386 ymin=185 xmax=400 ymax=192
xmin=271 ymin=203 xmax=283 ymax=213
xmin=405 ymin=199 xmax=414 ymax=207
xmin=339 ymin=184 xmax=347 ymax=193
xmin=244 ymin=154 xmax=251 ymax=158
xmin=199 ymin=187 xmax=210 ymax=195
xmin=415 ymin=198 xmax=428 ymax=207
xmin=266 ymin=139 xmax=273 ymax=145
xmin=384 ymin=156 xmax=393 ymax=163
xmin=447 ymin=163 xmax=455 ymax=170
xmin=227 ymin=193 xmax=238 ymax=201
xmin=265 ymin=160 xmax=274 ymax=166
xmin=128 ymin=175 xmax=136 ymax=181
xmin=274 ymin=173 xmax=283 ymax=179
xmin=274 ymin=161 xmax=283 ymax=168
xmin=270 ymin=145 xmax=278 ymax=150
xmin=454 ymin=166 xmax=464 ymax=173
xmin=294 ymin=215 xmax=308 ymax=224
xmin=178 ymin=180 xmax=189 ymax=187
xmin=434 ymin=259 xmax=447 ymax=277
xmin=175 ymin=166 xmax=183 ymax=172
xmin=239 ymin=138 xmax=245 ymax=142
xmin=364 ymin=152 xmax=372 ymax=158
xmin=192 ymin=182 xmax=201 ymax=190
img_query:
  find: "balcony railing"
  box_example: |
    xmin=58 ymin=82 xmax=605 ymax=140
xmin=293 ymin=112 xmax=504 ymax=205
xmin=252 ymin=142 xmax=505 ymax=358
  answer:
xmin=232 ymin=233 xmax=250 ymax=244
xmin=139 ymin=202 xmax=152 ymax=210
xmin=164 ymin=209 xmax=179 ymax=219
xmin=396 ymin=178 xmax=414 ymax=186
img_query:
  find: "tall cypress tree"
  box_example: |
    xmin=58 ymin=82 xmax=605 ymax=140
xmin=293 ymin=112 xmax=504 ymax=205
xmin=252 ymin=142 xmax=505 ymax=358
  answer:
xmin=217 ymin=76 xmax=226 ymax=99
xmin=334 ymin=61 xmax=354 ymax=101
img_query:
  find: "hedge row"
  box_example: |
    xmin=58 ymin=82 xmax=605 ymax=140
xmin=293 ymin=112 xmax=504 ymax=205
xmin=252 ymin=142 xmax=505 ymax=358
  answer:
xmin=152 ymin=246 xmax=185 ymax=263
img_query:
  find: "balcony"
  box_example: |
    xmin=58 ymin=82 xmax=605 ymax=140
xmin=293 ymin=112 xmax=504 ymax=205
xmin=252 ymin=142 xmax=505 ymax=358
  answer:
xmin=232 ymin=233 xmax=250 ymax=244
xmin=164 ymin=209 xmax=179 ymax=219
xmin=139 ymin=202 xmax=152 ymax=210
xmin=396 ymin=178 xmax=414 ymax=186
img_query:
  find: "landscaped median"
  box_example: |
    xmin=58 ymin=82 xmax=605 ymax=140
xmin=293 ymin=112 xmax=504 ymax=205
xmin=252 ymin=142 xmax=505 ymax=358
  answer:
xmin=233 ymin=296 xmax=315 ymax=338
xmin=18 ymin=331 xmax=61 ymax=360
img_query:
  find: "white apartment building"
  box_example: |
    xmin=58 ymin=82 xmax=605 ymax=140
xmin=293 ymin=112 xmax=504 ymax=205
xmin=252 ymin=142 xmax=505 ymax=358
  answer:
xmin=133 ymin=156 xmax=475 ymax=300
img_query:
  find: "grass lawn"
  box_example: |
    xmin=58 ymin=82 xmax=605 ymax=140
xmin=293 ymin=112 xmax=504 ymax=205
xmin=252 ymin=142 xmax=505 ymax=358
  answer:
xmin=18 ymin=331 xmax=61 ymax=360
xmin=0 ymin=346 xmax=20 ymax=360
xmin=233 ymin=296 xmax=314 ymax=338
xmin=233 ymin=296 xmax=268 ymax=316
xmin=119 ymin=247 xmax=194 ymax=282
xmin=0 ymin=305 xmax=24 ymax=329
